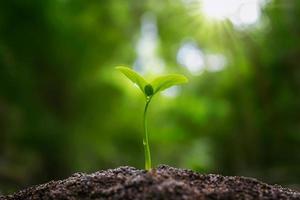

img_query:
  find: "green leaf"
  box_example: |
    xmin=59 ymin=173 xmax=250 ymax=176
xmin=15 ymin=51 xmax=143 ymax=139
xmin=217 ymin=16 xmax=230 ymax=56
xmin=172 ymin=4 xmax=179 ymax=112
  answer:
xmin=116 ymin=66 xmax=148 ymax=93
xmin=151 ymin=74 xmax=188 ymax=94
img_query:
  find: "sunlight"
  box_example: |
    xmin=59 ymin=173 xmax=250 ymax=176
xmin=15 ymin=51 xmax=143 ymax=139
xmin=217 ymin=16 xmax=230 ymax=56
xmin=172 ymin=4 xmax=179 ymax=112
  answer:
xmin=201 ymin=0 xmax=239 ymax=20
xmin=177 ymin=41 xmax=205 ymax=75
xmin=200 ymin=0 xmax=264 ymax=27
xmin=206 ymin=54 xmax=227 ymax=72
xmin=177 ymin=41 xmax=227 ymax=75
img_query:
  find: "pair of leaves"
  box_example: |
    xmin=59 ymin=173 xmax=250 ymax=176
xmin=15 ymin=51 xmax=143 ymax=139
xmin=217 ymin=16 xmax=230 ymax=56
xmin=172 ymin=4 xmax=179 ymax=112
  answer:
xmin=116 ymin=66 xmax=188 ymax=97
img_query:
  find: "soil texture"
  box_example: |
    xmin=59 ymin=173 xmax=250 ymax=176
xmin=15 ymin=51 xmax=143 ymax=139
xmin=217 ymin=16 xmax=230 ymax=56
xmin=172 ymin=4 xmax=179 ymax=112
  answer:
xmin=1 ymin=165 xmax=299 ymax=200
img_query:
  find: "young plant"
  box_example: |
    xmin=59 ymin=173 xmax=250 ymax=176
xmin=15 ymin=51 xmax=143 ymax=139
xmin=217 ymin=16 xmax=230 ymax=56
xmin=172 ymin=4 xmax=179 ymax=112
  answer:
xmin=116 ymin=66 xmax=188 ymax=170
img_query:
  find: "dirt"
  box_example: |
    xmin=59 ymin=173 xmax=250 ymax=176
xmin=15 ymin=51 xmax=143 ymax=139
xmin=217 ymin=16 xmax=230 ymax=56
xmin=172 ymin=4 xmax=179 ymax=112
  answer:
xmin=1 ymin=165 xmax=299 ymax=200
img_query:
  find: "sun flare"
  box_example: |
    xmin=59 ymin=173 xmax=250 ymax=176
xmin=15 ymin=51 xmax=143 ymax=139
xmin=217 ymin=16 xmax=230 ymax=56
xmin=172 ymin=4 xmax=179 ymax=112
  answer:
xmin=200 ymin=0 xmax=263 ymax=26
xmin=201 ymin=0 xmax=239 ymax=20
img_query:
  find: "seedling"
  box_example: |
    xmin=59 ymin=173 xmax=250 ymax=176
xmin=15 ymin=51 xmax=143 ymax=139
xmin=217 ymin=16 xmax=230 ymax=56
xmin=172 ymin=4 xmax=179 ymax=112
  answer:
xmin=116 ymin=66 xmax=188 ymax=170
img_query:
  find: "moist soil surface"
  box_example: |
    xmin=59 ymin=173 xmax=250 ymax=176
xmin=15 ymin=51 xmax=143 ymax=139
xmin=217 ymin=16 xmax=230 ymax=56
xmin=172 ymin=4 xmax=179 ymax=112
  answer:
xmin=1 ymin=165 xmax=299 ymax=200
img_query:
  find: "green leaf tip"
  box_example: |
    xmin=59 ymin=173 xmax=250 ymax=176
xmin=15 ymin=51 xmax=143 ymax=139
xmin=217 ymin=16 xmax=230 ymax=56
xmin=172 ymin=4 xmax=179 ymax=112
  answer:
xmin=115 ymin=66 xmax=147 ymax=93
xmin=151 ymin=74 xmax=188 ymax=94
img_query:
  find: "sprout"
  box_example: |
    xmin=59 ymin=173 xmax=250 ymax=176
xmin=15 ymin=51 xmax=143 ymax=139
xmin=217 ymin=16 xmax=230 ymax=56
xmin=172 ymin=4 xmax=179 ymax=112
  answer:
xmin=116 ymin=66 xmax=188 ymax=170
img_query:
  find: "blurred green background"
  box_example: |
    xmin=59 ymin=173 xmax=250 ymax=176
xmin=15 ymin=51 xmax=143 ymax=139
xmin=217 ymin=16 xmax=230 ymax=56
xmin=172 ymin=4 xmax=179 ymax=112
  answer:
xmin=0 ymin=0 xmax=299 ymax=194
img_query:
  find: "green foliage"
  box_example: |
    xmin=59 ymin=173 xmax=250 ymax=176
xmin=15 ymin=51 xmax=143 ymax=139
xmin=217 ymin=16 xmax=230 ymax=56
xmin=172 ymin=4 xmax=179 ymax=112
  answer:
xmin=116 ymin=66 xmax=188 ymax=170
xmin=151 ymin=74 xmax=188 ymax=94
xmin=115 ymin=66 xmax=148 ymax=94
xmin=116 ymin=66 xmax=188 ymax=97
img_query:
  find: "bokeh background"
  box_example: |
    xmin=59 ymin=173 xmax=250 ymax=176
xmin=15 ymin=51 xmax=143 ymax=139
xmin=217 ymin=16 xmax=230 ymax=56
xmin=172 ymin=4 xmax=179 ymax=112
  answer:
xmin=0 ymin=0 xmax=300 ymax=194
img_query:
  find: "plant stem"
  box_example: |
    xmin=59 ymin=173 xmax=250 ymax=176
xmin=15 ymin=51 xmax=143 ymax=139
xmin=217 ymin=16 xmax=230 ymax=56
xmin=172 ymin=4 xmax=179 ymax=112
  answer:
xmin=143 ymin=96 xmax=152 ymax=170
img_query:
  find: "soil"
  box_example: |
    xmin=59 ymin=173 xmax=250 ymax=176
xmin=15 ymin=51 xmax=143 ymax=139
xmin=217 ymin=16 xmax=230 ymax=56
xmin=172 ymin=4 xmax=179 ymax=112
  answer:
xmin=1 ymin=165 xmax=299 ymax=200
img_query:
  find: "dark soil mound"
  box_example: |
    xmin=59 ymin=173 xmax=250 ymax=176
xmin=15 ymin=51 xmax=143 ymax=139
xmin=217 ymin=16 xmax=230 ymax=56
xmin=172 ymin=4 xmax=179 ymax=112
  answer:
xmin=1 ymin=165 xmax=299 ymax=200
